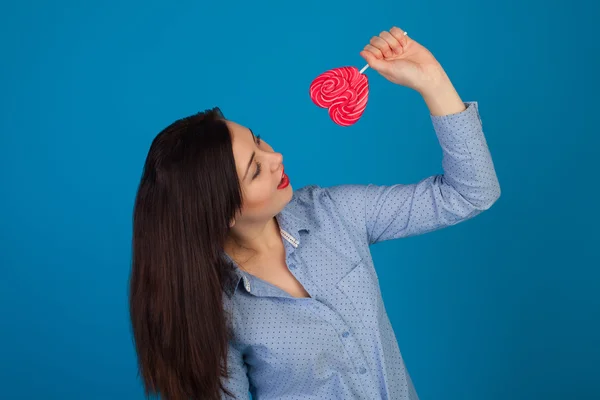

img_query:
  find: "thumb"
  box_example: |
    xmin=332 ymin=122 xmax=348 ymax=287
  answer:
xmin=360 ymin=51 xmax=390 ymax=74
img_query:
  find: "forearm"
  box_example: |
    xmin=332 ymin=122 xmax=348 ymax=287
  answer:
xmin=419 ymin=70 xmax=466 ymax=117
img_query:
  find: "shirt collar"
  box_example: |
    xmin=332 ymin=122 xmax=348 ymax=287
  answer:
xmin=221 ymin=193 xmax=311 ymax=299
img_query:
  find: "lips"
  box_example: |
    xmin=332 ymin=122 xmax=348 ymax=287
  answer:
xmin=277 ymin=166 xmax=289 ymax=189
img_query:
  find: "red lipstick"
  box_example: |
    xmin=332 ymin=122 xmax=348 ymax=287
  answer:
xmin=277 ymin=166 xmax=289 ymax=189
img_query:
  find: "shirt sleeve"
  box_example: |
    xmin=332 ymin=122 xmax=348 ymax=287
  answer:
xmin=221 ymin=341 xmax=251 ymax=400
xmin=321 ymin=101 xmax=501 ymax=245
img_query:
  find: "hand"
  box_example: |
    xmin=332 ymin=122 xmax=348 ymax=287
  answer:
xmin=360 ymin=26 xmax=448 ymax=94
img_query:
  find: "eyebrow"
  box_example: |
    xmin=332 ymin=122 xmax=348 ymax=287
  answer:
xmin=242 ymin=128 xmax=256 ymax=181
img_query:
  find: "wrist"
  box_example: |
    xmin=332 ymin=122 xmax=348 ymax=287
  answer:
xmin=419 ymin=73 xmax=466 ymax=116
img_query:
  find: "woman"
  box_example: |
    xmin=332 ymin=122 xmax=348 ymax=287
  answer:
xmin=129 ymin=26 xmax=500 ymax=400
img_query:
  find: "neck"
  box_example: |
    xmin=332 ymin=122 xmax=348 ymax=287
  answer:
xmin=224 ymin=216 xmax=283 ymax=259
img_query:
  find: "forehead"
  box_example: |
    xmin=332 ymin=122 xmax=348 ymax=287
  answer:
xmin=225 ymin=120 xmax=250 ymax=142
xmin=225 ymin=120 xmax=252 ymax=178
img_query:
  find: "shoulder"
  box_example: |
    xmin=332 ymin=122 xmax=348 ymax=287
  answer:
xmin=293 ymin=183 xmax=367 ymax=200
xmin=290 ymin=184 xmax=335 ymax=211
xmin=293 ymin=183 xmax=370 ymax=209
xmin=290 ymin=184 xmax=368 ymax=233
xmin=291 ymin=184 xmax=320 ymax=200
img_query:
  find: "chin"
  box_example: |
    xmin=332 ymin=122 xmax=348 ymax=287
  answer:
xmin=278 ymin=183 xmax=293 ymax=201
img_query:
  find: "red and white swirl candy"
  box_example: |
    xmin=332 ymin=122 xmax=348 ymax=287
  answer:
xmin=309 ymin=66 xmax=369 ymax=127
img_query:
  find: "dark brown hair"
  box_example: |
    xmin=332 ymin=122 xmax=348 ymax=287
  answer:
xmin=129 ymin=107 xmax=243 ymax=399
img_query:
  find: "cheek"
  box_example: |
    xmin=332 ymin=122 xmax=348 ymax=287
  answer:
xmin=243 ymin=184 xmax=274 ymax=210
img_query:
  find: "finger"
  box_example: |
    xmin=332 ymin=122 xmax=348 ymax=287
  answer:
xmin=359 ymin=50 xmax=377 ymax=65
xmin=379 ymin=31 xmax=402 ymax=55
xmin=369 ymin=35 xmax=393 ymax=58
xmin=363 ymin=44 xmax=384 ymax=60
xmin=390 ymin=26 xmax=409 ymax=48
xmin=359 ymin=50 xmax=389 ymax=73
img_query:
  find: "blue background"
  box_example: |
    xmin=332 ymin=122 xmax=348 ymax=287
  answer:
xmin=1 ymin=0 xmax=598 ymax=399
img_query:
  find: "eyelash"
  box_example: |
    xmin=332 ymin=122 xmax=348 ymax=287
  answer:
xmin=253 ymin=135 xmax=262 ymax=179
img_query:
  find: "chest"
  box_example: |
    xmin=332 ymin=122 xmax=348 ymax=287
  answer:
xmin=252 ymin=258 xmax=311 ymax=298
xmin=240 ymin=247 xmax=311 ymax=299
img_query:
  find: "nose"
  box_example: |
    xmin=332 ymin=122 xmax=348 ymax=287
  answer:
xmin=271 ymin=152 xmax=283 ymax=171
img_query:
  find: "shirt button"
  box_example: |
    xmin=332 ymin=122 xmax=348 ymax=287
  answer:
xmin=359 ymin=367 xmax=367 ymax=374
xmin=288 ymin=263 xmax=296 ymax=269
xmin=342 ymin=331 xmax=349 ymax=338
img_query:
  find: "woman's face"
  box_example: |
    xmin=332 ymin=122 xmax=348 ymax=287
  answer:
xmin=225 ymin=120 xmax=293 ymax=226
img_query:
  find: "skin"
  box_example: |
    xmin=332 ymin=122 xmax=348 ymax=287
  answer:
xmin=359 ymin=26 xmax=466 ymax=116
xmin=223 ymin=25 xmax=466 ymax=265
xmin=223 ymin=120 xmax=293 ymax=262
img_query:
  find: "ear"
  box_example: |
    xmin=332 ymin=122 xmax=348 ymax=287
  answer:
xmin=229 ymin=219 xmax=235 ymax=228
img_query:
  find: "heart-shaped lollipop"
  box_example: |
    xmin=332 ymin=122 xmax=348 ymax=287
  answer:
xmin=309 ymin=65 xmax=369 ymax=127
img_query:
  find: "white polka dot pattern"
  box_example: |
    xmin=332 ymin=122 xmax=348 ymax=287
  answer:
xmin=220 ymin=102 xmax=500 ymax=399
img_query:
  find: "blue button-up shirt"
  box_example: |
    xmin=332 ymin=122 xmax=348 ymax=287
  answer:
xmin=221 ymin=102 xmax=500 ymax=399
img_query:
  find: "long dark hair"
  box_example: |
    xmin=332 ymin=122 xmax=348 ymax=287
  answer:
xmin=129 ymin=107 xmax=243 ymax=400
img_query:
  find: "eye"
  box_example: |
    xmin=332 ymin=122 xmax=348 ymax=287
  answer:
xmin=253 ymin=161 xmax=262 ymax=179
xmin=252 ymin=135 xmax=262 ymax=180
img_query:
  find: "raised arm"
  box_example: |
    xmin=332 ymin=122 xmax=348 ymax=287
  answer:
xmin=322 ymin=93 xmax=500 ymax=244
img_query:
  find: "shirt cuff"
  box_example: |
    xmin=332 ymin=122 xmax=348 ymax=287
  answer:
xmin=430 ymin=101 xmax=482 ymax=142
